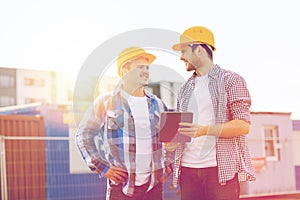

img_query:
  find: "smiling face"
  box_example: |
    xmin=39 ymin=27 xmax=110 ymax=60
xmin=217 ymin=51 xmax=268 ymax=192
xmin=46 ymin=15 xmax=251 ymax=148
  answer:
xmin=122 ymin=57 xmax=150 ymax=87
xmin=179 ymin=44 xmax=200 ymax=72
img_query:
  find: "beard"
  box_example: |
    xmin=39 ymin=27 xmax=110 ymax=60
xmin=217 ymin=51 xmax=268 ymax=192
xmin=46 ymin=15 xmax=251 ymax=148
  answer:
xmin=186 ymin=62 xmax=196 ymax=72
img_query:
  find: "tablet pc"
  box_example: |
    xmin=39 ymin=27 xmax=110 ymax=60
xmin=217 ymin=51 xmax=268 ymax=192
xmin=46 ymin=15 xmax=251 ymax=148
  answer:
xmin=159 ymin=112 xmax=193 ymax=142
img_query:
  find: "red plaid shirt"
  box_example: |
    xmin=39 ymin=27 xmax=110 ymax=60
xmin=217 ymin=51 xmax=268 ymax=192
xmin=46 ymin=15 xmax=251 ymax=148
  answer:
xmin=173 ymin=64 xmax=256 ymax=187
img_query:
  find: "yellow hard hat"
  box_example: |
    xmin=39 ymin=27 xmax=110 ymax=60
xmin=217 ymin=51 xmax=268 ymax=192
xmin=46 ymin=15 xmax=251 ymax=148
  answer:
xmin=117 ymin=47 xmax=156 ymax=76
xmin=172 ymin=26 xmax=216 ymax=51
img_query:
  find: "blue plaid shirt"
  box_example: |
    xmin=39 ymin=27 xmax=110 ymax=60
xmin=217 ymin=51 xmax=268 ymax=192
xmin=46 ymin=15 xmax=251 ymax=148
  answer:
xmin=173 ymin=64 xmax=256 ymax=187
xmin=75 ymin=87 xmax=171 ymax=196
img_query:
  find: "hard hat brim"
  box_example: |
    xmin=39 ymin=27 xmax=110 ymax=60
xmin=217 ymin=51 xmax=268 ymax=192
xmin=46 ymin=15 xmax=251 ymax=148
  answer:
xmin=172 ymin=43 xmax=186 ymax=51
xmin=120 ymin=52 xmax=156 ymax=69
xmin=139 ymin=53 xmax=156 ymax=64
xmin=172 ymin=42 xmax=201 ymax=51
xmin=172 ymin=42 xmax=216 ymax=51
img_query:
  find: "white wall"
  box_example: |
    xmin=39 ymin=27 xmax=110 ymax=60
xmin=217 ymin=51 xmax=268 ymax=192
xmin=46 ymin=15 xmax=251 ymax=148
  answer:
xmin=16 ymin=69 xmax=52 ymax=104
xmin=16 ymin=69 xmax=70 ymax=105
xmin=246 ymin=113 xmax=295 ymax=195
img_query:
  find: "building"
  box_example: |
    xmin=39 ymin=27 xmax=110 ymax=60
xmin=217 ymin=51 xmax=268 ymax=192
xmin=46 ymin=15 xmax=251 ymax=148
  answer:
xmin=293 ymin=120 xmax=300 ymax=191
xmin=241 ymin=112 xmax=296 ymax=196
xmin=0 ymin=67 xmax=71 ymax=107
xmin=0 ymin=67 xmax=16 ymax=106
xmin=147 ymin=81 xmax=182 ymax=110
xmin=75 ymin=71 xmax=184 ymax=110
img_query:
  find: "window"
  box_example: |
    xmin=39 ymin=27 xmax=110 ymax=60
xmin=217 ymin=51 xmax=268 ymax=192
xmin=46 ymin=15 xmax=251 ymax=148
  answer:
xmin=263 ymin=125 xmax=280 ymax=161
xmin=0 ymin=96 xmax=16 ymax=106
xmin=24 ymin=78 xmax=45 ymax=87
xmin=34 ymin=79 xmax=45 ymax=86
xmin=24 ymin=98 xmax=45 ymax=104
xmin=0 ymin=75 xmax=15 ymax=87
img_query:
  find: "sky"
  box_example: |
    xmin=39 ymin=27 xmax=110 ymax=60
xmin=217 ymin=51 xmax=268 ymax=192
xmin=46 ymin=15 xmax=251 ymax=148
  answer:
xmin=1 ymin=0 xmax=299 ymax=119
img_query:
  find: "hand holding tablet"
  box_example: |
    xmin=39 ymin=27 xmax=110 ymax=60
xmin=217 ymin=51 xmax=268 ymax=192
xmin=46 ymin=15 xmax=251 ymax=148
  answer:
xmin=159 ymin=112 xmax=193 ymax=142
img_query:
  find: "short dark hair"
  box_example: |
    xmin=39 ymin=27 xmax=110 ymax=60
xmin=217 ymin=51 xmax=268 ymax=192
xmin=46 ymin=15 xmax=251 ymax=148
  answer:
xmin=189 ymin=44 xmax=213 ymax=60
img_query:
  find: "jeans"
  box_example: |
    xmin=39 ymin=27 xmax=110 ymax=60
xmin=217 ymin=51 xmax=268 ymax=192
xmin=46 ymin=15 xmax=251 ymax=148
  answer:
xmin=106 ymin=181 xmax=162 ymax=200
xmin=180 ymin=166 xmax=240 ymax=200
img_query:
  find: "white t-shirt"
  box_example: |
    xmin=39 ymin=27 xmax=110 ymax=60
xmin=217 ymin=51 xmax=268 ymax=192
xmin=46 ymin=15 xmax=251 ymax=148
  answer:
xmin=182 ymin=75 xmax=217 ymax=168
xmin=121 ymin=90 xmax=152 ymax=185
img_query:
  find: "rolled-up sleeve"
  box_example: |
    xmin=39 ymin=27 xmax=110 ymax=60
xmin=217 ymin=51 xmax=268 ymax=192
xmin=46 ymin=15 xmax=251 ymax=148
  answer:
xmin=227 ymin=75 xmax=251 ymax=123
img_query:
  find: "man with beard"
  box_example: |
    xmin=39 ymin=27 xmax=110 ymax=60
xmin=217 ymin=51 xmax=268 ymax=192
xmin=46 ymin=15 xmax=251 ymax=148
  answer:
xmin=168 ymin=26 xmax=256 ymax=200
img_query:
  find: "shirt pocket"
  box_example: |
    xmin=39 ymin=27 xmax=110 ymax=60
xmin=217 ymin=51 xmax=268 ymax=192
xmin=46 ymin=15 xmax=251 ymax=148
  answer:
xmin=106 ymin=109 xmax=124 ymax=130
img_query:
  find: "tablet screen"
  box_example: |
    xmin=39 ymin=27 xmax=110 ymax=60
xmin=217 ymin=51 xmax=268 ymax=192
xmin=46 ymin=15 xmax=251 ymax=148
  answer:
xmin=159 ymin=112 xmax=193 ymax=142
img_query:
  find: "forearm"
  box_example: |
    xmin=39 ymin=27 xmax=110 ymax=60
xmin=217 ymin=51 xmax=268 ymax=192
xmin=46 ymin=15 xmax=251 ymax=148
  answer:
xmin=200 ymin=119 xmax=250 ymax=138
